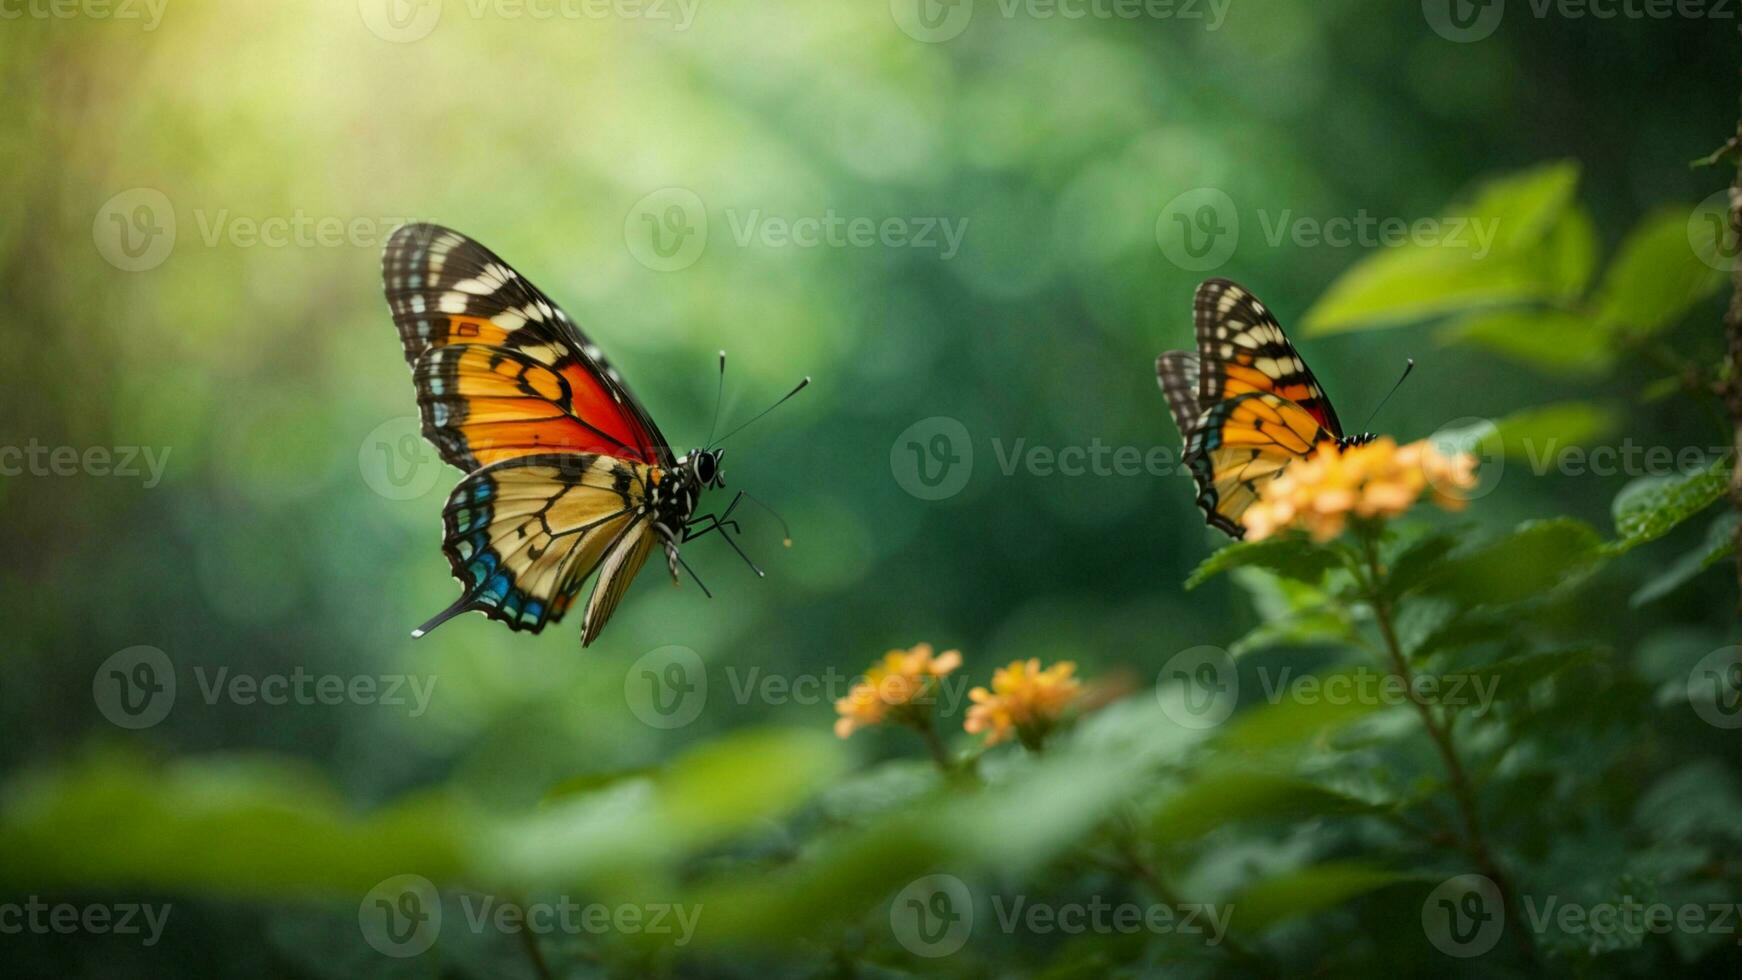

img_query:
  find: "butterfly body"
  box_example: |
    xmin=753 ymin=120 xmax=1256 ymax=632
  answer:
xmin=382 ymin=223 xmax=750 ymax=646
xmin=1158 ymin=279 xmax=1370 ymax=538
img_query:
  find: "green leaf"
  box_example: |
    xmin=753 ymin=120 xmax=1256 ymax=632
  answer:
xmin=0 ymin=752 xmax=474 ymax=896
xmin=1610 ymin=458 xmax=1731 ymax=553
xmin=1423 ymin=518 xmax=1604 ymax=606
xmin=1631 ymin=511 xmax=1739 ymax=606
xmin=1543 ymin=204 xmax=1600 ymax=297
xmin=1302 ymin=161 xmax=1582 ymax=334
xmin=1436 ymin=308 xmax=1614 ymax=376
xmin=491 ymin=728 xmax=845 ymax=888
xmin=1150 ymin=773 xmax=1387 ymax=844
xmin=1593 ymin=207 xmax=1727 ymax=338
xmin=1459 ymin=648 xmax=1598 ymax=707
xmin=1462 ymin=160 xmax=1584 ymax=247
xmin=1227 ymin=568 xmax=1357 ymax=656
xmin=1490 ymin=402 xmax=1619 ymax=458
xmin=1217 ymin=665 xmax=1397 ymax=754
xmin=1186 ymin=537 xmax=1347 ymax=590
xmin=1409 ymin=610 xmax=1515 ymax=660
xmin=1383 ymin=531 xmax=1460 ymax=599
xmin=1231 ymin=862 xmax=1418 ymax=931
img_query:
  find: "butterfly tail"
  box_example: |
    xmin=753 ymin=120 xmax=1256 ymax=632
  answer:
xmin=411 ymin=595 xmax=475 ymax=638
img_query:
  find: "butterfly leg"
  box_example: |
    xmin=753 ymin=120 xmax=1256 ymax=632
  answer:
xmin=684 ymin=510 xmax=763 ymax=578
xmin=671 ymin=546 xmax=713 ymax=598
xmin=684 ymin=494 xmax=763 ymax=577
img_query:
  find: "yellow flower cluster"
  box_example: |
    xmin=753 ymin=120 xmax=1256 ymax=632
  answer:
xmin=833 ymin=646 xmax=1084 ymax=751
xmin=964 ymin=658 xmax=1082 ymax=747
xmin=833 ymin=643 xmax=961 ymax=739
xmin=1241 ymin=437 xmax=1479 ymax=542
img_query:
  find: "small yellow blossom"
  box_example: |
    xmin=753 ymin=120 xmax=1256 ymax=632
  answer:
xmin=834 ymin=643 xmax=962 ymax=739
xmin=1241 ymin=438 xmax=1479 ymax=542
xmin=964 ymin=658 xmax=1082 ymax=748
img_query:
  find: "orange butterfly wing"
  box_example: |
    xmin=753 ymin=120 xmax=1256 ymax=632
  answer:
xmin=383 ymin=223 xmax=671 ymax=470
xmin=1158 ymin=280 xmax=1343 ymax=537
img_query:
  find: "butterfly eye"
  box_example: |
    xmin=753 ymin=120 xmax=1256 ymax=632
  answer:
xmin=694 ymin=452 xmax=717 ymax=484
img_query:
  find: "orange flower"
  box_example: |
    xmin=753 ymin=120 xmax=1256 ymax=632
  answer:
xmin=964 ymin=658 xmax=1082 ymax=748
xmin=1241 ymin=438 xmax=1478 ymax=542
xmin=834 ymin=643 xmax=962 ymax=739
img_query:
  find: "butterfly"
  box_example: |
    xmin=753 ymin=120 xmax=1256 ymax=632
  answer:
xmin=1156 ymin=278 xmax=1376 ymax=538
xmin=381 ymin=223 xmax=804 ymax=646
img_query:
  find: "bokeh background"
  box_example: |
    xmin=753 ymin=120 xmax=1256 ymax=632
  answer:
xmin=3 ymin=1 xmax=1741 ymax=976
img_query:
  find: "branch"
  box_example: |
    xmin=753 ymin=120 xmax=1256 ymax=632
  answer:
xmin=1715 ymin=94 xmax=1742 ymax=624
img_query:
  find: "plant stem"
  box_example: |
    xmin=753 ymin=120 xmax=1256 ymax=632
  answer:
xmin=507 ymin=897 xmax=557 ymax=980
xmin=1356 ymin=534 xmax=1538 ymax=965
xmin=1715 ymin=94 xmax=1742 ymax=625
xmin=913 ymin=713 xmax=954 ymax=774
xmin=1102 ymin=815 xmax=1267 ymax=972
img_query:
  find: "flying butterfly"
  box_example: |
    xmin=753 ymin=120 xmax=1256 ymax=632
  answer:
xmin=381 ymin=223 xmax=806 ymax=646
xmin=1157 ymin=278 xmax=1403 ymax=538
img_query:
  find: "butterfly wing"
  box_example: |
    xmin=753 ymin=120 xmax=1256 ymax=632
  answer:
xmin=1156 ymin=350 xmax=1203 ymax=442
xmin=1184 ymin=391 xmax=1333 ymax=537
xmin=1192 ymin=278 xmax=1346 ymax=440
xmin=414 ymin=452 xmax=657 ymax=645
xmin=382 ymin=223 xmax=673 ymax=470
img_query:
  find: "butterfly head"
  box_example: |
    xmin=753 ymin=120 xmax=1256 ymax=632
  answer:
xmin=685 ymin=448 xmax=726 ymax=490
xmin=1337 ymin=432 xmax=1379 ymax=451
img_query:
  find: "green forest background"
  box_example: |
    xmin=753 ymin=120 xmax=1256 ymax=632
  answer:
xmin=2 ymin=1 xmax=1741 ymax=977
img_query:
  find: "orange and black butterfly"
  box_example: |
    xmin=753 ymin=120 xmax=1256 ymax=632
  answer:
xmin=382 ymin=223 xmax=804 ymax=646
xmin=1157 ymin=279 xmax=1376 ymax=538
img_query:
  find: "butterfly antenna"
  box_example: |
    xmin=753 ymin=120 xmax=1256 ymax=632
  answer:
xmin=737 ymin=491 xmax=794 ymax=548
xmin=704 ymin=350 xmax=727 ymax=446
xmin=1358 ymin=358 xmax=1416 ymax=432
xmin=711 ymin=376 xmax=811 ymax=447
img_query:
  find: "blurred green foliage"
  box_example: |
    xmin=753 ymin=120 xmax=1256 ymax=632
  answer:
xmin=3 ymin=2 xmax=1742 ymax=977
